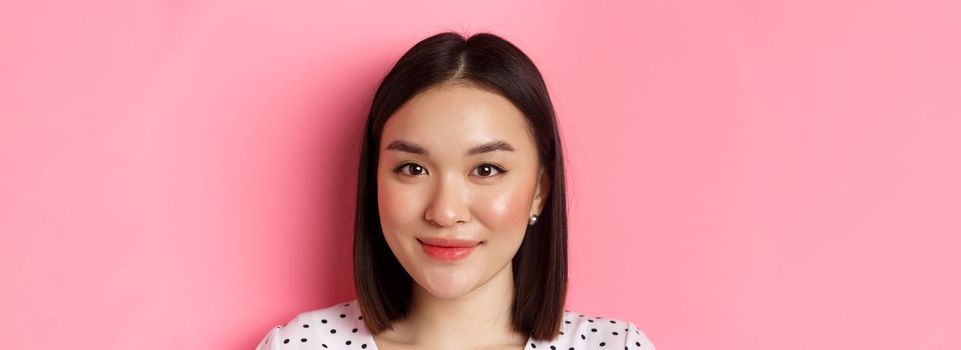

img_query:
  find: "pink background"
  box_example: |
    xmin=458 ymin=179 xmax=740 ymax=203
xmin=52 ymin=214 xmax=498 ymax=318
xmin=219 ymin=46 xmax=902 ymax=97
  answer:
xmin=2 ymin=0 xmax=959 ymax=349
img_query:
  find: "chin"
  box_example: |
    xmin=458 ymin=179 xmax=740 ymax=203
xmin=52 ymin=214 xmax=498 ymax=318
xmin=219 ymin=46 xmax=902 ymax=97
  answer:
xmin=413 ymin=269 xmax=479 ymax=299
xmin=423 ymin=286 xmax=474 ymax=300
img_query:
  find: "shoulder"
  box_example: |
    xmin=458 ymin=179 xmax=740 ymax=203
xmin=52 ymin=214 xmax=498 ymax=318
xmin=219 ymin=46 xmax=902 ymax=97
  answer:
xmin=528 ymin=309 xmax=655 ymax=349
xmin=255 ymin=299 xmax=373 ymax=350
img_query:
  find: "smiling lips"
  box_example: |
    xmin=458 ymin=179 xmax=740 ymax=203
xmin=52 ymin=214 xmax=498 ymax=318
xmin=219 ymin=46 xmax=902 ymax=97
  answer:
xmin=418 ymin=237 xmax=481 ymax=262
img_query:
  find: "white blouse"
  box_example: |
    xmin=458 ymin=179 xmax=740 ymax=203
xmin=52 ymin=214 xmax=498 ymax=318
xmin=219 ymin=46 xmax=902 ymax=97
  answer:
xmin=256 ymin=299 xmax=655 ymax=350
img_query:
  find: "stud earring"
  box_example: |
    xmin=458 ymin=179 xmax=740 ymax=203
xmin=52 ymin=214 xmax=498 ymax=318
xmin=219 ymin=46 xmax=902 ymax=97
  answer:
xmin=528 ymin=215 xmax=539 ymax=226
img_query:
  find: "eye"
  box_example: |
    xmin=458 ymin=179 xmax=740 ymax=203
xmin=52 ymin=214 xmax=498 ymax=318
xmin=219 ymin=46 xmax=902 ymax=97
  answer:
xmin=393 ymin=162 xmax=428 ymax=176
xmin=392 ymin=162 xmax=505 ymax=178
xmin=472 ymin=163 xmax=507 ymax=178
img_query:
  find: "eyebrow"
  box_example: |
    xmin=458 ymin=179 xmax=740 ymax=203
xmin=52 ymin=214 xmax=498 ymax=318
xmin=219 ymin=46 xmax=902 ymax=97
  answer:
xmin=384 ymin=139 xmax=515 ymax=156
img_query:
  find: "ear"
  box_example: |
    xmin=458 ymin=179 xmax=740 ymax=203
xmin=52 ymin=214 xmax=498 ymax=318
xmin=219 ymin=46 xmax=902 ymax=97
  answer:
xmin=530 ymin=167 xmax=551 ymax=217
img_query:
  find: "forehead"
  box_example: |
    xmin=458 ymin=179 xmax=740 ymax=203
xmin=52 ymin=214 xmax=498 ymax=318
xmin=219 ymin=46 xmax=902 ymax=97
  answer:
xmin=381 ymin=84 xmax=535 ymax=153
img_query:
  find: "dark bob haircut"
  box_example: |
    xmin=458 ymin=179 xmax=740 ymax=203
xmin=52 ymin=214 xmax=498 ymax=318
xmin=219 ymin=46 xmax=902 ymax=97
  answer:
xmin=352 ymin=31 xmax=568 ymax=342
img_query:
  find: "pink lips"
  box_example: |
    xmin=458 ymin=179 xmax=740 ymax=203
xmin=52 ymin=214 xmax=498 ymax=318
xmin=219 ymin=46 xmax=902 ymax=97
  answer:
xmin=418 ymin=237 xmax=481 ymax=262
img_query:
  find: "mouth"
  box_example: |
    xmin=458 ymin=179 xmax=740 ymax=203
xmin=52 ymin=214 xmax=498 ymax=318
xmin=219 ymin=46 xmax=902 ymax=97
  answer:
xmin=416 ymin=236 xmax=482 ymax=248
xmin=417 ymin=237 xmax=482 ymax=262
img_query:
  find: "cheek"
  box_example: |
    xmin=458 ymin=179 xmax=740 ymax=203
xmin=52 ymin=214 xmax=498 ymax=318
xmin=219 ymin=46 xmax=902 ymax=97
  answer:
xmin=377 ymin=177 xmax=424 ymax=235
xmin=472 ymin=180 xmax=534 ymax=231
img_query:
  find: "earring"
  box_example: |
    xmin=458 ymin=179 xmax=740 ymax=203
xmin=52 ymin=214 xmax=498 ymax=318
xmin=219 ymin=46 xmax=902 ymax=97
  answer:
xmin=528 ymin=215 xmax=539 ymax=226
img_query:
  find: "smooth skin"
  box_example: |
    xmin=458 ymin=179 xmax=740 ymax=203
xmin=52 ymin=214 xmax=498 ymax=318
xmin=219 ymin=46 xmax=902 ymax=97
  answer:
xmin=374 ymin=83 xmax=551 ymax=350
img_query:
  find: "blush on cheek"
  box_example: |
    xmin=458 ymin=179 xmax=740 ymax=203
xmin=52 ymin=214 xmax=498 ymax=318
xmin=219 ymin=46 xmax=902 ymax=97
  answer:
xmin=377 ymin=179 xmax=426 ymax=231
xmin=377 ymin=178 xmax=404 ymax=229
xmin=474 ymin=183 xmax=535 ymax=230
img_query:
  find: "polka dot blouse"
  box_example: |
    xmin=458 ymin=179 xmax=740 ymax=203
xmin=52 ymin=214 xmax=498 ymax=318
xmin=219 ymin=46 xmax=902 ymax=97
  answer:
xmin=256 ymin=299 xmax=655 ymax=350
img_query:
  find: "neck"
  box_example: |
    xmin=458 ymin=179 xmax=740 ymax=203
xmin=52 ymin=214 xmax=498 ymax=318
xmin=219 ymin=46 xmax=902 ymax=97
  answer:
xmin=396 ymin=262 xmax=526 ymax=348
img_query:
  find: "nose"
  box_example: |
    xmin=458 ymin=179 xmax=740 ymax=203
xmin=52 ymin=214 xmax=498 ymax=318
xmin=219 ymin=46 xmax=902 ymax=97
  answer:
xmin=424 ymin=173 xmax=471 ymax=227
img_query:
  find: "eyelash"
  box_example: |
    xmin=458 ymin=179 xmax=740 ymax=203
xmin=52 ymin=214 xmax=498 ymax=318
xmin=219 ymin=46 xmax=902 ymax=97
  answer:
xmin=392 ymin=162 xmax=508 ymax=178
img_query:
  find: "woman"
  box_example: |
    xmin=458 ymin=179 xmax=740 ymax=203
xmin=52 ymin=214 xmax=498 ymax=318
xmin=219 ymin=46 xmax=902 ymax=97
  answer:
xmin=256 ymin=31 xmax=655 ymax=350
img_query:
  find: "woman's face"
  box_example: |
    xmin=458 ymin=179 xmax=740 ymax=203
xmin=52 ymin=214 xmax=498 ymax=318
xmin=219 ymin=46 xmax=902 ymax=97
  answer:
xmin=376 ymin=83 xmax=550 ymax=300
